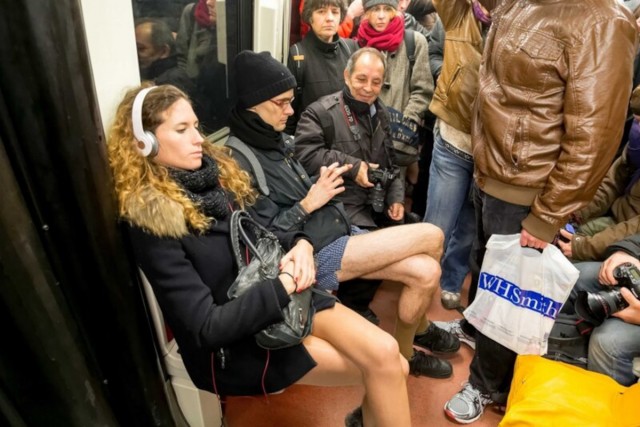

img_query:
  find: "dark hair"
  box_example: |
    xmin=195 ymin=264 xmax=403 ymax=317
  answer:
xmin=135 ymin=18 xmax=176 ymax=55
xmin=301 ymin=0 xmax=347 ymax=25
xmin=345 ymin=47 xmax=386 ymax=75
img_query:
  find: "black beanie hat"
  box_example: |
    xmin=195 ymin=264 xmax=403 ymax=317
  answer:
xmin=234 ymin=50 xmax=297 ymax=108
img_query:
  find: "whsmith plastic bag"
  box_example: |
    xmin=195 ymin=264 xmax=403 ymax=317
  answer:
xmin=500 ymin=355 xmax=640 ymax=427
xmin=464 ymin=234 xmax=579 ymax=355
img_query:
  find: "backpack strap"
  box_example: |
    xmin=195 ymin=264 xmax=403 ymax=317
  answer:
xmin=338 ymin=38 xmax=359 ymax=57
xmin=291 ymin=43 xmax=305 ymax=101
xmin=224 ymin=136 xmax=270 ymax=196
xmin=404 ymin=29 xmax=416 ymax=79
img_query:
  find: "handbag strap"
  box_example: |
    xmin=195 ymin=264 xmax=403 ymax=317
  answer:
xmin=230 ymin=210 xmax=278 ymax=267
xmin=230 ymin=210 xmax=249 ymax=267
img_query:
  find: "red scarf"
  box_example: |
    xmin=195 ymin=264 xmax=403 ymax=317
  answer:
xmin=195 ymin=0 xmax=214 ymax=28
xmin=356 ymin=16 xmax=404 ymax=52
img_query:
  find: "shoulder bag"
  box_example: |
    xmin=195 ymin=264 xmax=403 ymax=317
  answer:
xmin=227 ymin=210 xmax=314 ymax=349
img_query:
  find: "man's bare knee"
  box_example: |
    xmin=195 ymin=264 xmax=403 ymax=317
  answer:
xmin=399 ymin=223 xmax=445 ymax=260
xmin=399 ymin=255 xmax=441 ymax=293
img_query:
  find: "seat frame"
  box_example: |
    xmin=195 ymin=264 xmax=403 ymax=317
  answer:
xmin=139 ymin=269 xmax=223 ymax=427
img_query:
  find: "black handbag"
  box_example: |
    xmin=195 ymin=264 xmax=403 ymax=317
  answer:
xmin=227 ymin=210 xmax=314 ymax=349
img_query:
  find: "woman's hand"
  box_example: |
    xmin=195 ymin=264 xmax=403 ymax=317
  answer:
xmin=347 ymin=0 xmax=364 ymax=20
xmin=300 ymin=162 xmax=352 ymax=214
xmin=279 ymin=239 xmax=316 ymax=293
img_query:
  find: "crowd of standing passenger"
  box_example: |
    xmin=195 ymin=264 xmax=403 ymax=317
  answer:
xmin=125 ymin=0 xmax=640 ymax=425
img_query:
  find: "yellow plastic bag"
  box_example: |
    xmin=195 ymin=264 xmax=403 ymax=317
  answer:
xmin=500 ymin=355 xmax=640 ymax=427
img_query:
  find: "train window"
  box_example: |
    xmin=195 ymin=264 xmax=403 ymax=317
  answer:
xmin=131 ymin=0 xmax=239 ymax=135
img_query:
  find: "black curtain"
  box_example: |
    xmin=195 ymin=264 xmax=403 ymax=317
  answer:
xmin=0 ymin=0 xmax=174 ymax=425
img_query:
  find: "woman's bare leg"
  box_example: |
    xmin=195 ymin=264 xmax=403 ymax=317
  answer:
xmin=298 ymin=304 xmax=411 ymax=427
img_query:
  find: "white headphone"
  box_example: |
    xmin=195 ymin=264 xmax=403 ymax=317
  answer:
xmin=131 ymin=86 xmax=159 ymax=157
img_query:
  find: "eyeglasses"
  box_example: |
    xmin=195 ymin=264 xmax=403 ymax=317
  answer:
xmin=268 ymin=97 xmax=295 ymax=109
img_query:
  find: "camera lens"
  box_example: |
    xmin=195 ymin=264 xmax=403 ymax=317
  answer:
xmin=369 ymin=184 xmax=385 ymax=213
xmin=575 ymin=289 xmax=628 ymax=326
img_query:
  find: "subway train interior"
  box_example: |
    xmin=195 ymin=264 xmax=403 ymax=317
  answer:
xmin=3 ymin=1 xmax=636 ymax=426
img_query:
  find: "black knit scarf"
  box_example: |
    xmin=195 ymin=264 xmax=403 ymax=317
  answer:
xmin=169 ymin=155 xmax=230 ymax=220
xmin=342 ymin=86 xmax=379 ymax=130
xmin=229 ymin=108 xmax=284 ymax=152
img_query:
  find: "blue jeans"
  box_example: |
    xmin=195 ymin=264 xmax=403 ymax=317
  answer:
xmin=571 ymin=262 xmax=640 ymax=386
xmin=423 ymin=127 xmax=475 ymax=293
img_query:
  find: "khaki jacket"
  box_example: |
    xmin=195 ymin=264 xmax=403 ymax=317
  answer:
xmin=572 ymin=148 xmax=640 ymax=260
xmin=473 ymin=0 xmax=637 ymax=242
xmin=379 ymin=31 xmax=433 ymax=125
xmin=429 ymin=0 xmax=483 ymax=135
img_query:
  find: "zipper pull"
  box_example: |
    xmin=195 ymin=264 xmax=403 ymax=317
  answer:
xmin=217 ymin=348 xmax=226 ymax=369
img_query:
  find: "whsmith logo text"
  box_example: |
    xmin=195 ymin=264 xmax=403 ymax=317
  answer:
xmin=478 ymin=272 xmax=561 ymax=319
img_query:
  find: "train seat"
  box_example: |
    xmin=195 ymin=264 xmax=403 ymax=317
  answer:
xmin=139 ymin=269 xmax=223 ymax=427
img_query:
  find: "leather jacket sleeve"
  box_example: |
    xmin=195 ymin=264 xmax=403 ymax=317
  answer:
xmin=522 ymin=18 xmax=637 ymax=242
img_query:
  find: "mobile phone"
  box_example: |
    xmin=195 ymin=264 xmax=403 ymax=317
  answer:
xmin=558 ymin=223 xmax=575 ymax=243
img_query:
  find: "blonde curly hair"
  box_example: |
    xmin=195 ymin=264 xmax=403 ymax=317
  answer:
xmin=107 ymin=84 xmax=255 ymax=232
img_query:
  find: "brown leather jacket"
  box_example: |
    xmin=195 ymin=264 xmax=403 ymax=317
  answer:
xmin=473 ymin=0 xmax=638 ymax=242
xmin=429 ymin=0 xmax=484 ymax=134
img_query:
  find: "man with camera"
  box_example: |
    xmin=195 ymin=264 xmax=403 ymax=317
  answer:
xmin=294 ymin=47 xmax=459 ymax=376
xmin=568 ymin=234 xmax=640 ymax=386
xmin=295 ymin=47 xmax=405 ymax=229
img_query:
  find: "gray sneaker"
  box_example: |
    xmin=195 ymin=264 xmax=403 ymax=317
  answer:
xmin=444 ymin=382 xmax=493 ymax=424
xmin=433 ymin=319 xmax=476 ymax=350
xmin=441 ymin=290 xmax=462 ymax=310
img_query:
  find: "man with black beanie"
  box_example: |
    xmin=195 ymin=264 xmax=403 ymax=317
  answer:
xmin=226 ymin=49 xmax=457 ymax=381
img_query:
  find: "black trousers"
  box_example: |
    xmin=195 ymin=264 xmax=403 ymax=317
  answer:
xmin=468 ymin=183 xmax=531 ymax=404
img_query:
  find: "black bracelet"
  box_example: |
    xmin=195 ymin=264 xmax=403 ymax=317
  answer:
xmin=280 ymin=271 xmax=297 ymax=292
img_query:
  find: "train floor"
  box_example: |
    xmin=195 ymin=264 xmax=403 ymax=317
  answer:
xmin=224 ymin=278 xmax=504 ymax=426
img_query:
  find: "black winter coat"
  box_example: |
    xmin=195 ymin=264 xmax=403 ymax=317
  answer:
xmin=229 ymin=135 xmax=352 ymax=251
xmin=285 ymin=31 xmax=359 ymax=134
xmin=127 ymin=193 xmax=319 ymax=396
xmin=294 ymin=91 xmax=404 ymax=228
xmin=605 ymin=233 xmax=640 ymax=259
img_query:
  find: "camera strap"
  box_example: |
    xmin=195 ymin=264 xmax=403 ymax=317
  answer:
xmin=339 ymin=95 xmax=374 ymax=162
xmin=340 ymin=100 xmax=361 ymax=142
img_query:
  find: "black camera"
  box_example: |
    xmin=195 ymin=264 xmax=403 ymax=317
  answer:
xmin=367 ymin=167 xmax=398 ymax=213
xmin=575 ymin=262 xmax=640 ymax=325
